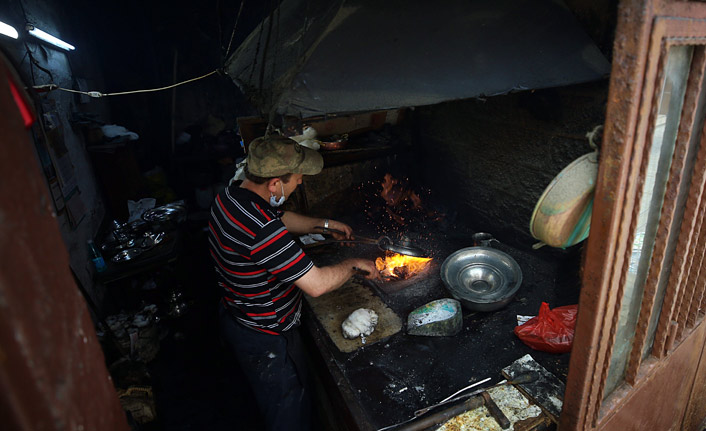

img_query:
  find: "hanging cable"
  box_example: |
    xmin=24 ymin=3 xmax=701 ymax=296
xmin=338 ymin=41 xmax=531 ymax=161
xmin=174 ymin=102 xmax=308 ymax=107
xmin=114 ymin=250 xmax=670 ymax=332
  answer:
xmin=247 ymin=2 xmax=268 ymax=86
xmin=38 ymin=69 xmax=220 ymax=98
xmin=260 ymin=0 xmax=279 ymax=135
xmin=217 ymin=0 xmax=222 ymax=57
xmin=258 ymin=0 xmax=276 ymax=94
xmin=224 ymin=0 xmax=246 ymax=60
xmin=266 ymin=0 xmax=282 ymax=128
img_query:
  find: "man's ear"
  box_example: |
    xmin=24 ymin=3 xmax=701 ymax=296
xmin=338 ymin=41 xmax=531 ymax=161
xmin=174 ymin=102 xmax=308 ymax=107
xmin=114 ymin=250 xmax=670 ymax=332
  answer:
xmin=266 ymin=178 xmax=280 ymax=193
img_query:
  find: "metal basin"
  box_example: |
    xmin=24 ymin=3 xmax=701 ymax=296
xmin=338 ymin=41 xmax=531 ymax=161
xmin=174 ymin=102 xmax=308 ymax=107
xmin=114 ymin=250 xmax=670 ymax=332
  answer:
xmin=440 ymin=247 xmax=522 ymax=312
xmin=142 ymin=205 xmax=185 ymax=222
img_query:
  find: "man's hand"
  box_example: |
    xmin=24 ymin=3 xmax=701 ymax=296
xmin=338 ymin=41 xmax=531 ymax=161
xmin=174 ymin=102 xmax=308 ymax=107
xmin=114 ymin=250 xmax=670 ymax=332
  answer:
xmin=349 ymin=259 xmax=381 ymax=281
xmin=281 ymin=212 xmax=354 ymax=239
xmin=295 ymin=258 xmax=381 ymax=297
xmin=327 ymin=219 xmax=353 ymax=240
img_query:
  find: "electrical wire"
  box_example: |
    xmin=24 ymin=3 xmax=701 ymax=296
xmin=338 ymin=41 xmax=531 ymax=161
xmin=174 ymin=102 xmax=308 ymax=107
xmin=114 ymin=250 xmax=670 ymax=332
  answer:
xmin=265 ymin=0 xmax=282 ymax=129
xmin=259 ymin=0 xmax=275 ymax=93
xmin=247 ymin=3 xmax=267 ymax=85
xmin=18 ymin=0 xmax=222 ymax=100
xmin=224 ymin=0 xmax=246 ymax=59
xmin=45 ymin=69 xmax=219 ymax=98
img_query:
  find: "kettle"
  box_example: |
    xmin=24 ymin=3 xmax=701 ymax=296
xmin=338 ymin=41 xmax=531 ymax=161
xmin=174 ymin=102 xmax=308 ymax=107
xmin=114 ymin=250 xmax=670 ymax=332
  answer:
xmin=472 ymin=232 xmax=498 ymax=248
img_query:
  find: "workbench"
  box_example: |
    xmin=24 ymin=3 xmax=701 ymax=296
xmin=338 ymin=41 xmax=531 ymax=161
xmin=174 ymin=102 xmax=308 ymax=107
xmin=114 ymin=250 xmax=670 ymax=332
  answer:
xmin=302 ymin=235 xmax=580 ymax=431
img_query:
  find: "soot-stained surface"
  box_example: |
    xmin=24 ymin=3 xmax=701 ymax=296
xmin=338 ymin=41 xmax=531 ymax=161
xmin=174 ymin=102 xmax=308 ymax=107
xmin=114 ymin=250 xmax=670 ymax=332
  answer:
xmin=306 ymin=219 xmax=582 ymax=429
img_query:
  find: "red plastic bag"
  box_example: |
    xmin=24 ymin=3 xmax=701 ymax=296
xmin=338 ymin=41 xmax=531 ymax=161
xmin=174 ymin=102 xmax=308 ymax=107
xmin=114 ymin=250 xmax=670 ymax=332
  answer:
xmin=514 ymin=302 xmax=578 ymax=353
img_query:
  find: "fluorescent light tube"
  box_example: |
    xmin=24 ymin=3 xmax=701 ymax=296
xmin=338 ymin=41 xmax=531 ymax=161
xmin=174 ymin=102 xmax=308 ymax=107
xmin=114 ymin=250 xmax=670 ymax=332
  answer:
xmin=26 ymin=25 xmax=75 ymax=51
xmin=0 ymin=21 xmax=18 ymax=39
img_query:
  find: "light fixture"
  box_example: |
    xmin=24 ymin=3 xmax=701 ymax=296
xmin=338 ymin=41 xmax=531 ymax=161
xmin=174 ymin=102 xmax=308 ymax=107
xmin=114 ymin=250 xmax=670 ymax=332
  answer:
xmin=0 ymin=20 xmax=18 ymax=39
xmin=26 ymin=25 xmax=75 ymax=51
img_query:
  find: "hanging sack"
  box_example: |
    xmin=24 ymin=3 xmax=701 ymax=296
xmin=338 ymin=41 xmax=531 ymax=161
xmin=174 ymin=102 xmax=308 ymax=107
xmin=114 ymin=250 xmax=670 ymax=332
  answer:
xmin=514 ymin=302 xmax=578 ymax=353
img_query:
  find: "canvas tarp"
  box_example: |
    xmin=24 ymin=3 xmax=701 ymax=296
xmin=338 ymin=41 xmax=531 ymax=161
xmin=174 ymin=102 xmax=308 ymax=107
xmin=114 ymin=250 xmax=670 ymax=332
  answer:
xmin=225 ymin=0 xmax=611 ymax=119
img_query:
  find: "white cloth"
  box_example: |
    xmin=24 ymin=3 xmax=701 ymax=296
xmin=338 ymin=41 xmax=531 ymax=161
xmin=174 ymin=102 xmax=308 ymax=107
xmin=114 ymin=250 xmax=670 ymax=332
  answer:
xmin=102 ymin=124 xmax=139 ymax=141
xmin=229 ymin=159 xmax=248 ymax=185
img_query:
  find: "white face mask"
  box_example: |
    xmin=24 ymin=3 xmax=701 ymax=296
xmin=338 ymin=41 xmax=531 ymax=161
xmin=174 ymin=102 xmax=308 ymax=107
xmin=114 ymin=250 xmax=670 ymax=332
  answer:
xmin=270 ymin=181 xmax=286 ymax=207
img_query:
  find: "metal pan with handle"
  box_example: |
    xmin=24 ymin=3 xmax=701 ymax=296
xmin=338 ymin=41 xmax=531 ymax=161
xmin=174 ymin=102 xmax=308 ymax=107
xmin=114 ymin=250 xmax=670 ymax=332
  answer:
xmin=313 ymin=226 xmax=428 ymax=257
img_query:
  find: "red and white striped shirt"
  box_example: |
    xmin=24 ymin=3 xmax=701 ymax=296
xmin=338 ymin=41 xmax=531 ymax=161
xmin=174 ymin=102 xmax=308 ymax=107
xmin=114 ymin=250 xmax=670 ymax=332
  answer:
xmin=209 ymin=185 xmax=314 ymax=334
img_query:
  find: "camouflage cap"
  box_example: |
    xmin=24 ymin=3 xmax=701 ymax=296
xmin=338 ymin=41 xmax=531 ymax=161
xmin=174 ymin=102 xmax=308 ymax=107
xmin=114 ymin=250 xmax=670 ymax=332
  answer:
xmin=247 ymin=135 xmax=324 ymax=177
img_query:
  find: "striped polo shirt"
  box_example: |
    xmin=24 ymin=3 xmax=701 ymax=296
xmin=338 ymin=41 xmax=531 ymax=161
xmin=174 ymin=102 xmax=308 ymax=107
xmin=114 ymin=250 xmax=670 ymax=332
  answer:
xmin=208 ymin=185 xmax=314 ymax=334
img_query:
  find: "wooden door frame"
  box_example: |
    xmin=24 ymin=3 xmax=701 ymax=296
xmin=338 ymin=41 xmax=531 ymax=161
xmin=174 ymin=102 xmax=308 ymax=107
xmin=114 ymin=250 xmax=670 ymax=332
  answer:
xmin=561 ymin=1 xmax=706 ymax=429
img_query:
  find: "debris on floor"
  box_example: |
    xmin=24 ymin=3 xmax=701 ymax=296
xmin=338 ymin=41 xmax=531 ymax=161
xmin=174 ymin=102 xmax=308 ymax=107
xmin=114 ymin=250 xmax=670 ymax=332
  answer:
xmin=436 ymin=384 xmax=543 ymax=431
xmin=502 ymin=354 xmax=566 ymax=423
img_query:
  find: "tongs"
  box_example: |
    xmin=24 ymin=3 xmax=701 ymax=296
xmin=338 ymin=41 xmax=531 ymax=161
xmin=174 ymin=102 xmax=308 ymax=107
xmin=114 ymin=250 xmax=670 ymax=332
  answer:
xmin=313 ymin=227 xmax=428 ymax=258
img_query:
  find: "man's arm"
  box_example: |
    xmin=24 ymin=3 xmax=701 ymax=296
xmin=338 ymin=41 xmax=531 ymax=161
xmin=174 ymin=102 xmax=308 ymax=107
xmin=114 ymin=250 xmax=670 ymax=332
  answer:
xmin=281 ymin=211 xmax=352 ymax=239
xmin=296 ymin=258 xmax=379 ymax=297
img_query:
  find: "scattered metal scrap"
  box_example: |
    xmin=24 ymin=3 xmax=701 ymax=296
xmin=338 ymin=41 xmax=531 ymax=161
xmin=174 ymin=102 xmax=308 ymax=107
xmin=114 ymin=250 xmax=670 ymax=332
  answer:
xmin=502 ymin=354 xmax=566 ymax=423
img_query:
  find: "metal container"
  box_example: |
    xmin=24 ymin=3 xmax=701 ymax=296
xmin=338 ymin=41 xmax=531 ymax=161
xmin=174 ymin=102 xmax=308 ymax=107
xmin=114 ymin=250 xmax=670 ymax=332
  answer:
xmin=142 ymin=204 xmax=185 ymax=223
xmin=471 ymin=232 xmax=498 ymax=248
xmin=112 ymin=248 xmax=144 ymax=263
xmin=142 ymin=203 xmax=186 ymax=231
xmin=440 ymin=247 xmax=522 ymax=312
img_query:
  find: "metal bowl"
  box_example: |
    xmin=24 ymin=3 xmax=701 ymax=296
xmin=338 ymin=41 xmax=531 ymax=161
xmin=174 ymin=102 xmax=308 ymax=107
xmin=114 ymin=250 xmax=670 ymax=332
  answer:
xmin=111 ymin=248 xmax=144 ymax=263
xmin=440 ymin=247 xmax=522 ymax=312
xmin=139 ymin=232 xmax=165 ymax=249
xmin=102 ymin=238 xmax=137 ymax=253
xmin=142 ymin=204 xmax=186 ymax=223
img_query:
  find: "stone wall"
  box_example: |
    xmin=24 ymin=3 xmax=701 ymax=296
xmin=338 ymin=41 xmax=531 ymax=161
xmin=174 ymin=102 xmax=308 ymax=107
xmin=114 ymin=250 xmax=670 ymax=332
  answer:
xmin=412 ymin=81 xmax=609 ymax=250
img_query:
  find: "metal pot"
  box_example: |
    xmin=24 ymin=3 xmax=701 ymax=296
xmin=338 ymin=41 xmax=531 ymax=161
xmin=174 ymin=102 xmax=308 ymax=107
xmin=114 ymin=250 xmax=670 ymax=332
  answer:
xmin=319 ymin=140 xmax=347 ymax=151
xmin=471 ymin=232 xmax=498 ymax=248
xmin=142 ymin=203 xmax=186 ymax=231
xmin=319 ymin=134 xmax=348 ymax=151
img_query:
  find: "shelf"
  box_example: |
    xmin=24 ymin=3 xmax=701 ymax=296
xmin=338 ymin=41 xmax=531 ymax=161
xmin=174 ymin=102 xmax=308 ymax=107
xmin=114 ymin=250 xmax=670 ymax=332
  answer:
xmin=320 ymin=145 xmax=398 ymax=167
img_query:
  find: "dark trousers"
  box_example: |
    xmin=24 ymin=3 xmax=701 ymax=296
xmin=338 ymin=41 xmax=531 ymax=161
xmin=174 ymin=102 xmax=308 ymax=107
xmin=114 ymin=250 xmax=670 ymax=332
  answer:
xmin=218 ymin=306 xmax=312 ymax=431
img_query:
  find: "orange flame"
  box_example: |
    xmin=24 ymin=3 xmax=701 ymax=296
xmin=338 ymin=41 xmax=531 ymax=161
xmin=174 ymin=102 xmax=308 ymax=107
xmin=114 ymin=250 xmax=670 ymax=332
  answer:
xmin=375 ymin=252 xmax=432 ymax=280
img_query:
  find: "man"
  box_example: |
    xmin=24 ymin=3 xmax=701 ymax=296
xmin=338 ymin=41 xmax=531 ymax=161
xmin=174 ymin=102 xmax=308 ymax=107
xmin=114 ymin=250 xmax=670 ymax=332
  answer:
xmin=208 ymin=134 xmax=379 ymax=430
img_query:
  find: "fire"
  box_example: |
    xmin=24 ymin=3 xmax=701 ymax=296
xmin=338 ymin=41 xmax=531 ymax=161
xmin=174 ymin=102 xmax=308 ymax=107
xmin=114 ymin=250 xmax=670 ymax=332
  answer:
xmin=375 ymin=252 xmax=432 ymax=280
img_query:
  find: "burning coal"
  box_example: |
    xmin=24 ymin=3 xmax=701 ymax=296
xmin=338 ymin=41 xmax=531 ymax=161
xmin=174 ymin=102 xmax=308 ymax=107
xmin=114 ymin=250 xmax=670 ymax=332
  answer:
xmin=375 ymin=252 xmax=432 ymax=280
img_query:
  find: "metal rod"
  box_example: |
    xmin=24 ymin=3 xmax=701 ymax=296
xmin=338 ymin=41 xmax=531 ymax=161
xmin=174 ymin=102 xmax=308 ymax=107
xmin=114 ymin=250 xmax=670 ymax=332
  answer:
xmin=313 ymin=226 xmax=379 ymax=244
xmin=413 ymin=372 xmax=537 ymax=417
xmin=413 ymin=378 xmax=498 ymax=418
xmin=378 ymin=372 xmax=539 ymax=431
xmin=438 ymin=377 xmax=492 ymax=404
xmin=314 ymin=226 xmax=428 ymax=257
